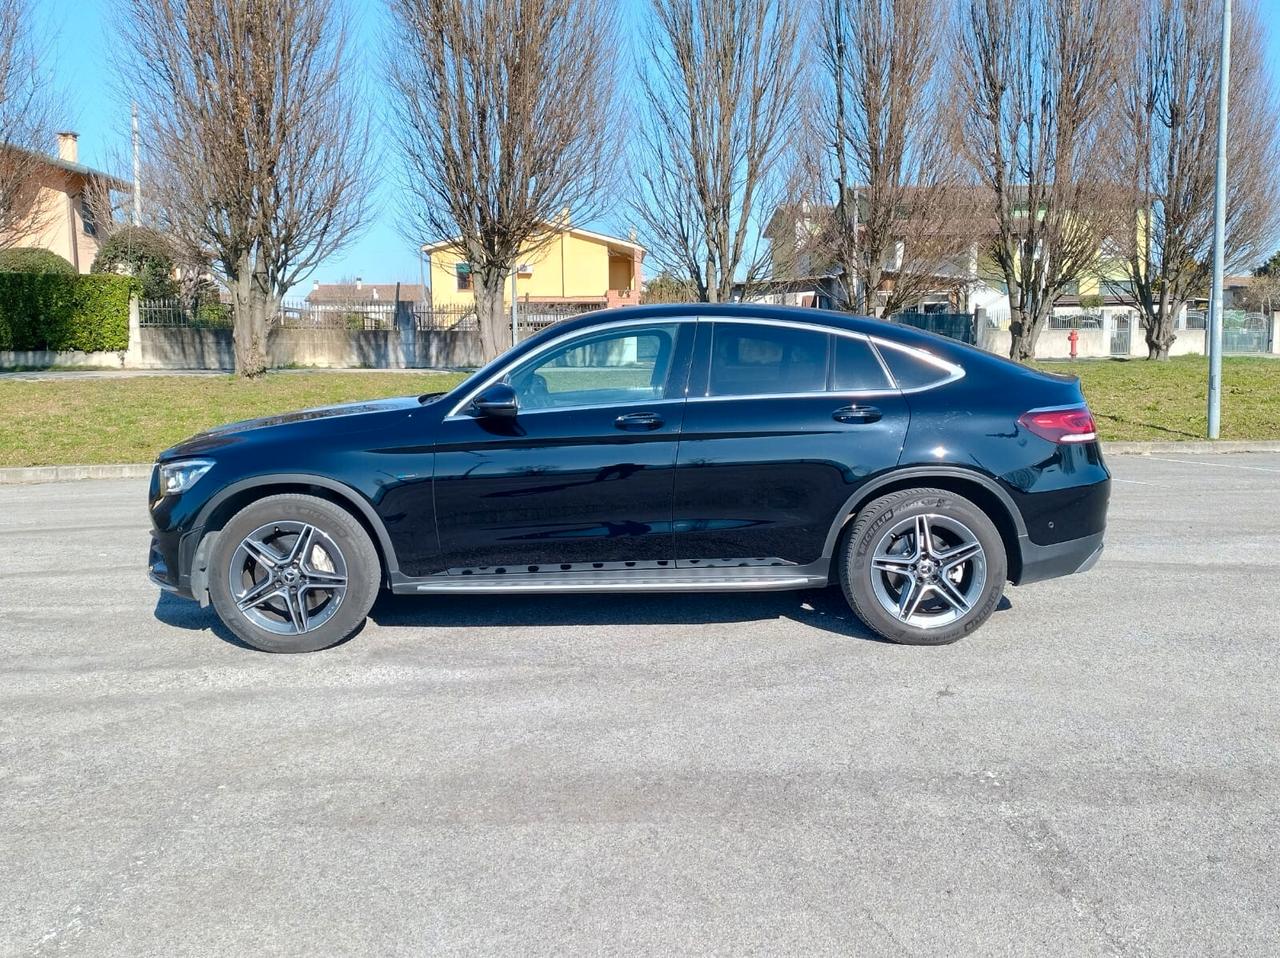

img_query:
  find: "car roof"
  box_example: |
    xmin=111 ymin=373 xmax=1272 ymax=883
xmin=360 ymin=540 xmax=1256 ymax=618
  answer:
xmin=549 ymin=302 xmax=1062 ymax=385
xmin=550 ymin=301 xmax=962 ymax=354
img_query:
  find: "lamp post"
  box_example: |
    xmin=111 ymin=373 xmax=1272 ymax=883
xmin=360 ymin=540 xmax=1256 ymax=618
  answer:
xmin=1206 ymin=0 xmax=1231 ymax=439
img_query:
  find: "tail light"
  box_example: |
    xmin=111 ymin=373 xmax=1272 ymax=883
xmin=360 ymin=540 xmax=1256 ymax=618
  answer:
xmin=1018 ymin=406 xmax=1098 ymax=444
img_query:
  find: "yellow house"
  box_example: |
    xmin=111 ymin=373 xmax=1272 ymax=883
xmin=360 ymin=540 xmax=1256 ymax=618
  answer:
xmin=423 ymin=222 xmax=645 ymax=311
xmin=0 ymin=133 xmax=127 ymax=273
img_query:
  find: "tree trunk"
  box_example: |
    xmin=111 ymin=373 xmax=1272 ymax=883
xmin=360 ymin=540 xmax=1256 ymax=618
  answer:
xmin=865 ymin=262 xmax=883 ymax=317
xmin=474 ymin=270 xmax=509 ymax=362
xmin=1142 ymin=302 xmax=1178 ymax=360
xmin=230 ymin=257 xmax=273 ymax=378
xmin=1007 ymin=302 xmax=1048 ymax=363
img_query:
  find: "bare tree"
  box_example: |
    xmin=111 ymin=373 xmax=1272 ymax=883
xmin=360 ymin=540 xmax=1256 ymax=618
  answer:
xmin=818 ymin=0 xmax=977 ymax=316
xmin=0 ymin=0 xmax=55 ymax=248
xmin=118 ymin=0 xmax=371 ymax=376
xmin=633 ymin=0 xmax=804 ymax=302
xmin=960 ymin=0 xmax=1126 ymax=362
xmin=390 ymin=0 xmax=618 ymax=362
xmin=1110 ymin=0 xmax=1279 ymax=359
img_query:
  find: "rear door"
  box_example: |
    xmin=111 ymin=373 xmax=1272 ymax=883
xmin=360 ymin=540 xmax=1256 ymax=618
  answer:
xmin=672 ymin=319 xmax=909 ymax=568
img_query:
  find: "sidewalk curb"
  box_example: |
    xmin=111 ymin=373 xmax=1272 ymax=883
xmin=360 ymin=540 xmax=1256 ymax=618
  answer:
xmin=2 ymin=440 xmax=1279 ymax=484
xmin=1103 ymin=440 xmax=1280 ymax=455
xmin=0 ymin=463 xmax=153 ymax=485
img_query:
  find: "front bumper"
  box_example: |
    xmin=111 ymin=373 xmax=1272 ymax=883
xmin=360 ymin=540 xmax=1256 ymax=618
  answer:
xmin=148 ymin=534 xmax=187 ymax=595
xmin=1014 ymin=530 xmax=1105 ymax=585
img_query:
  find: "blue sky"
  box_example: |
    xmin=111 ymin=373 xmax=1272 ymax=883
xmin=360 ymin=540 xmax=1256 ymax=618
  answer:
xmin=34 ymin=0 xmax=1280 ymax=287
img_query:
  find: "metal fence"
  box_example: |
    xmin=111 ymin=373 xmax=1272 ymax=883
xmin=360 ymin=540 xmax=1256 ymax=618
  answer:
xmin=1049 ymin=313 xmax=1103 ymax=330
xmin=517 ymin=303 xmax=604 ymax=336
xmin=411 ymin=304 xmax=479 ymax=331
xmin=1224 ymin=311 xmax=1270 ymax=353
xmin=276 ymin=300 xmax=397 ymax=331
xmin=888 ymin=311 xmax=975 ymax=345
xmin=138 ymin=298 xmax=233 ymax=329
xmin=139 ymin=298 xmax=399 ymax=331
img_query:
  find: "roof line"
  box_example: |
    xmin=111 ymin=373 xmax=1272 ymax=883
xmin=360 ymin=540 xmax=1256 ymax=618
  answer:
xmin=422 ymin=224 xmax=646 ymax=255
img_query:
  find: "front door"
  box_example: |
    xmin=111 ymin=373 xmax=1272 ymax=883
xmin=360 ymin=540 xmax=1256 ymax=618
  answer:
xmin=673 ymin=320 xmax=909 ymax=568
xmin=433 ymin=320 xmax=694 ymax=573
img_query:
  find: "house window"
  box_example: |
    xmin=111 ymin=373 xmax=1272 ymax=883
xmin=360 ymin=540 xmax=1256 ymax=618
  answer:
xmin=79 ymin=196 xmax=97 ymax=237
xmin=455 ymin=263 xmax=472 ymax=291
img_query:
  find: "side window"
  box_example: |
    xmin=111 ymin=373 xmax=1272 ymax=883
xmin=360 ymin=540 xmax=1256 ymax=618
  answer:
xmin=832 ymin=336 xmax=891 ymax=391
xmin=709 ymin=322 xmax=829 ymax=397
xmin=508 ymin=323 xmax=681 ymax=410
xmin=875 ymin=341 xmax=955 ymax=390
xmin=455 ymin=263 xmax=472 ymax=291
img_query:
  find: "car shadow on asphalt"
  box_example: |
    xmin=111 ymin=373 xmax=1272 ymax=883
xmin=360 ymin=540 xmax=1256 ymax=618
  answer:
xmin=369 ymin=585 xmax=896 ymax=644
xmin=154 ymin=587 xmax=1014 ymax=650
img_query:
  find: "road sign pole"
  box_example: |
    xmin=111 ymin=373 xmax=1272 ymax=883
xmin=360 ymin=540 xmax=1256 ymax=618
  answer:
xmin=1207 ymin=0 xmax=1231 ymax=439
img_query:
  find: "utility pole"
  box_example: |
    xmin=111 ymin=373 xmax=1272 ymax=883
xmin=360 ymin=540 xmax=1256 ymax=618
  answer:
xmin=131 ymin=102 xmax=142 ymax=226
xmin=510 ymin=267 xmax=518 ymax=348
xmin=1207 ymin=0 xmax=1231 ymax=438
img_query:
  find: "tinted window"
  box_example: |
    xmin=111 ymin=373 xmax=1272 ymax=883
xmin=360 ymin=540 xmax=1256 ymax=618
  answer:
xmin=508 ymin=323 xmax=681 ymax=410
xmin=832 ymin=336 xmax=890 ymax=391
xmin=709 ymin=323 xmax=829 ymax=396
xmin=877 ymin=342 xmax=951 ymax=390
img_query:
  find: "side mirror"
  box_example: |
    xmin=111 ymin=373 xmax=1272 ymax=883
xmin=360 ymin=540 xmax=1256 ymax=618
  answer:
xmin=471 ymin=382 xmax=519 ymax=418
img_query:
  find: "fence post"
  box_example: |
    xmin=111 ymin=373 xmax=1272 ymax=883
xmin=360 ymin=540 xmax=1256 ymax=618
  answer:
xmin=123 ymin=294 xmax=143 ymax=368
xmin=395 ymin=301 xmax=417 ymax=368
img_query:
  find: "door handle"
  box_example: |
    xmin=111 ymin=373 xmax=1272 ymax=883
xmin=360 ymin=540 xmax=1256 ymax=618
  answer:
xmin=832 ymin=405 xmax=882 ymax=424
xmin=615 ymin=412 xmax=664 ymax=431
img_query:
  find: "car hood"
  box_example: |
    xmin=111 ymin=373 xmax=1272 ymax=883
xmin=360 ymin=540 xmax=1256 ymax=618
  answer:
xmin=158 ymin=396 xmax=421 ymax=461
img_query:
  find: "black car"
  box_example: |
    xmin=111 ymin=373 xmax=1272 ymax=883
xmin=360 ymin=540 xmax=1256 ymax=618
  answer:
xmin=148 ymin=304 xmax=1109 ymax=652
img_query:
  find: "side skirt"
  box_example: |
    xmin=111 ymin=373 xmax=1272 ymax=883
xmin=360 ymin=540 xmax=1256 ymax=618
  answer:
xmin=389 ymin=561 xmax=830 ymax=596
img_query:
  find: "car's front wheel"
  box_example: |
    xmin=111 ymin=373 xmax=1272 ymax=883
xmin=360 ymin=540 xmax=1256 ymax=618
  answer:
xmin=208 ymin=494 xmax=380 ymax=653
xmin=840 ymin=488 xmax=1007 ymax=645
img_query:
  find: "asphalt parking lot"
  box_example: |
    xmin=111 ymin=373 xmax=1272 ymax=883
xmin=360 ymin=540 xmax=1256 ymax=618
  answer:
xmin=1 ymin=452 xmax=1277 ymax=957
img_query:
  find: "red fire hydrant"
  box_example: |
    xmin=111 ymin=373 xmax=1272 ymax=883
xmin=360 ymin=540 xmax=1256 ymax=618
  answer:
xmin=1068 ymin=328 xmax=1079 ymax=359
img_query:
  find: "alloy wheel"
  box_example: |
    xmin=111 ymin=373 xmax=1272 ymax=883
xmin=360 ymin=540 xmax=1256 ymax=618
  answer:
xmin=869 ymin=513 xmax=987 ymax=630
xmin=228 ymin=521 xmax=349 ymax=635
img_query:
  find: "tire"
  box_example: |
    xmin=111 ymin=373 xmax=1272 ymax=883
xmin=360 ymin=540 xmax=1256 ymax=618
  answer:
xmin=208 ymin=494 xmax=381 ymax=653
xmin=839 ymin=487 xmax=1007 ymax=646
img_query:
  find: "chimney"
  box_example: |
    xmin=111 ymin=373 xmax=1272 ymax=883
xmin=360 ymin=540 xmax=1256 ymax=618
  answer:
xmin=56 ymin=131 xmax=79 ymax=164
xmin=312 ymin=279 xmax=320 ymax=290
xmin=355 ymin=277 xmax=362 ymax=291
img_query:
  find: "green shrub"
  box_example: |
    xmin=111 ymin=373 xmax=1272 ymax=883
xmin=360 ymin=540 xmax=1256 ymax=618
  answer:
xmin=0 ymin=248 xmax=77 ymax=276
xmin=0 ymin=273 xmax=137 ymax=352
xmin=193 ymin=299 xmax=232 ymax=328
xmin=90 ymin=226 xmax=178 ymax=299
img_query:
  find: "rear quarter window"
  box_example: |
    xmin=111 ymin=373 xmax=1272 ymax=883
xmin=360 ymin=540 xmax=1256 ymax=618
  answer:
xmin=832 ymin=336 xmax=892 ymax=391
xmin=875 ymin=342 xmax=957 ymax=390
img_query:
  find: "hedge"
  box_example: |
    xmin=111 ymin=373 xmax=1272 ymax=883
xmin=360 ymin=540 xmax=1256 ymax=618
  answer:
xmin=90 ymin=226 xmax=179 ymax=300
xmin=0 ymin=248 xmax=77 ymax=276
xmin=0 ymin=273 xmax=138 ymax=352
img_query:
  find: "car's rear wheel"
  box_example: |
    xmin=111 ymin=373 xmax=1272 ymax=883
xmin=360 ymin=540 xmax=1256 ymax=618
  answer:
xmin=208 ymin=494 xmax=380 ymax=653
xmin=839 ymin=488 xmax=1007 ymax=645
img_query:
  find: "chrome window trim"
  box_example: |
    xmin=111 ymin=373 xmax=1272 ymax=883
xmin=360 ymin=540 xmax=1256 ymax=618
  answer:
xmin=444 ymin=313 xmax=965 ymax=417
xmin=445 ymin=316 xmax=697 ymax=418
xmin=452 ymin=396 xmax=688 ymax=420
xmin=687 ymin=388 xmax=900 ymax=403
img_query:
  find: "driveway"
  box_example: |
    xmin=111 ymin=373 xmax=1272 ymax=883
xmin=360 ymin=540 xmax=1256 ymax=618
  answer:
xmin=1 ymin=454 xmax=1277 ymax=956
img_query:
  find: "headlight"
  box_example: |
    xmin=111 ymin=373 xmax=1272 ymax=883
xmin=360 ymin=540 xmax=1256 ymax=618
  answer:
xmin=159 ymin=459 xmax=214 ymax=496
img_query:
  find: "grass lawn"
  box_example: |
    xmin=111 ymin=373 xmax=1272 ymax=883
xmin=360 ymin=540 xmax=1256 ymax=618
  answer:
xmin=1039 ymin=355 xmax=1280 ymax=442
xmin=0 ymin=372 xmax=466 ymax=468
xmin=0 ymin=355 xmax=1276 ymax=467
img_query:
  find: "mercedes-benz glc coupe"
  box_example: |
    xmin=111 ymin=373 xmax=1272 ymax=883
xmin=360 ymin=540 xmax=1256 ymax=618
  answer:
xmin=148 ymin=304 xmax=1109 ymax=652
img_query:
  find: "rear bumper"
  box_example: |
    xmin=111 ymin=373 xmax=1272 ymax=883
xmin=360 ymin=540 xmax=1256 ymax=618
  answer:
xmin=1014 ymin=530 xmax=1104 ymax=585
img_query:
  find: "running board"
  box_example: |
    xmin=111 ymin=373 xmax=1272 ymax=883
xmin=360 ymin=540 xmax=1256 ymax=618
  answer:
xmin=390 ymin=563 xmax=829 ymax=595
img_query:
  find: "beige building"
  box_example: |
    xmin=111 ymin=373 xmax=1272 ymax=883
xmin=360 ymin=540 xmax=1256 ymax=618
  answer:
xmin=0 ymin=132 xmax=127 ymax=273
xmin=424 ymin=221 xmax=644 ymax=310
